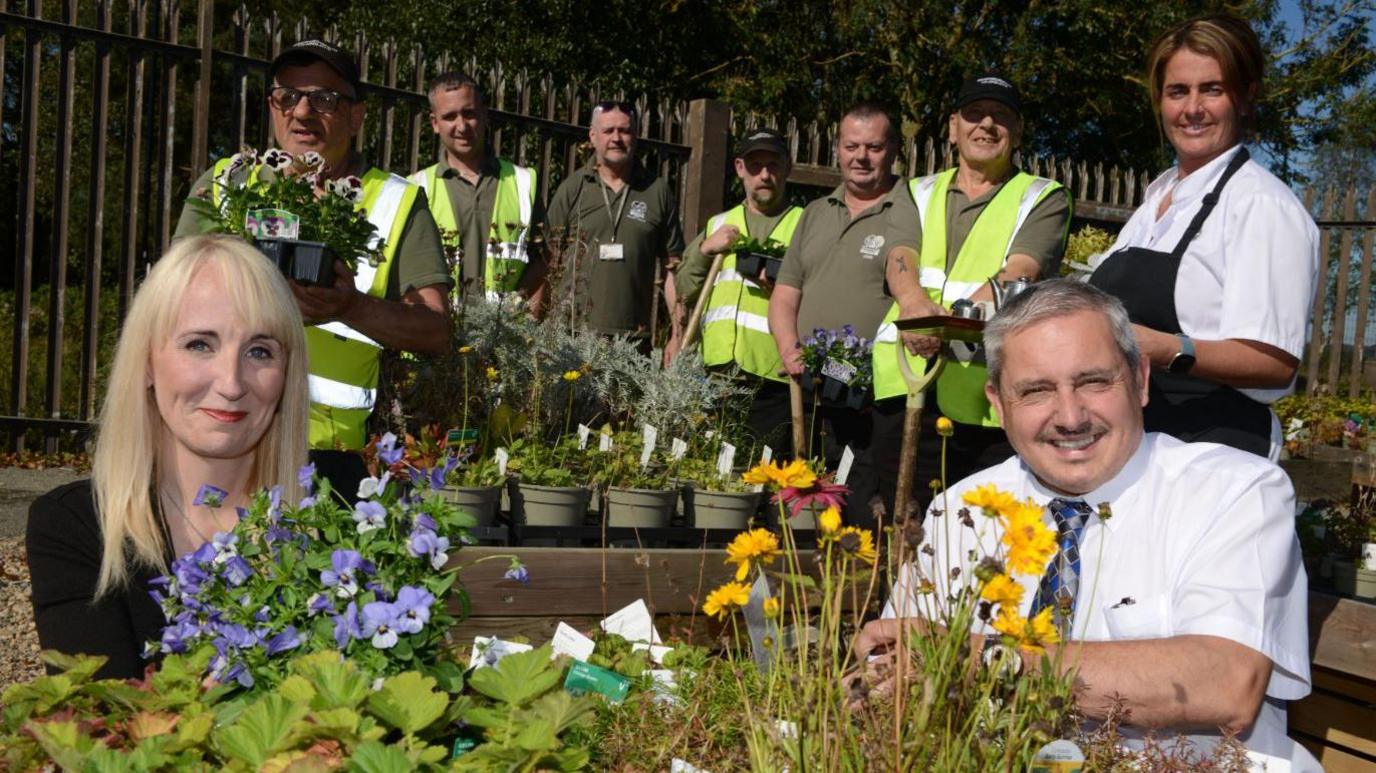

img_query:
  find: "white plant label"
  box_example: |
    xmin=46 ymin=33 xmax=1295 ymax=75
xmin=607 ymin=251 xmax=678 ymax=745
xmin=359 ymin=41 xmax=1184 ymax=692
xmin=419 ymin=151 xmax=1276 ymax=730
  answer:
xmin=577 ymin=423 xmax=591 ymax=450
xmin=716 ymin=442 xmax=736 ymax=478
xmin=821 ymin=359 xmax=856 ymax=384
xmin=836 ymin=446 xmax=855 ymax=485
xmin=599 ymin=432 xmax=614 ymax=452
xmin=495 ymin=447 xmax=509 ymax=476
xmin=640 ymin=424 xmax=658 ymax=468
xmin=760 ymin=446 xmax=773 ymax=464
xmin=670 ymin=438 xmax=688 ymax=460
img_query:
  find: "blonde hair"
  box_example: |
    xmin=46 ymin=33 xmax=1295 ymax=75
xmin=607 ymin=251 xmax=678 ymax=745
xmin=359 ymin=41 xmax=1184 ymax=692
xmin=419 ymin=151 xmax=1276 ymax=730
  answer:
xmin=1146 ymin=15 xmax=1265 ymax=137
xmin=92 ymin=235 xmax=309 ymax=595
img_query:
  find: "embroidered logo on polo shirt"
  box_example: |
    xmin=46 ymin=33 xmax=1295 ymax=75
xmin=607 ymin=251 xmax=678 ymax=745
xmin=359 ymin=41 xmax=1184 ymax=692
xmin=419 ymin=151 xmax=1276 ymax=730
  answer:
xmin=628 ymin=200 xmax=648 ymax=222
xmin=860 ymin=233 xmax=885 ymax=259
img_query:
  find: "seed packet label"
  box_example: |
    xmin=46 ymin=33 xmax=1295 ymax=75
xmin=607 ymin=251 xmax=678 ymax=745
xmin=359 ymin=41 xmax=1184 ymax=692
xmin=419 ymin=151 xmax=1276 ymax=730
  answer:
xmin=469 ymin=636 xmax=533 ymax=669
xmin=600 ymin=599 xmax=662 ymax=645
xmin=599 ymin=433 xmax=614 ymax=452
xmin=821 ymin=358 xmax=856 ymax=384
xmin=245 ymin=208 xmax=300 ymax=240
xmin=494 ymin=447 xmax=509 ymax=476
xmin=577 ymin=424 xmax=591 ymax=449
xmin=640 ymin=424 xmax=658 ymax=468
xmin=760 ymin=446 xmax=773 ymax=464
xmin=564 ymin=661 xmax=630 ymax=704
xmin=550 ymin=622 xmax=596 ymax=662
xmin=716 ymin=442 xmax=736 ymax=478
xmin=836 ymin=446 xmax=855 ymax=485
xmin=670 ymin=438 xmax=688 ymax=460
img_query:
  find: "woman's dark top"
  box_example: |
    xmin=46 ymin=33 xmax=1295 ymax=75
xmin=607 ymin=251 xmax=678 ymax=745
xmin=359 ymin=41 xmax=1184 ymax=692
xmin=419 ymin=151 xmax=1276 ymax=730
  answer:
xmin=26 ymin=479 xmax=168 ymax=681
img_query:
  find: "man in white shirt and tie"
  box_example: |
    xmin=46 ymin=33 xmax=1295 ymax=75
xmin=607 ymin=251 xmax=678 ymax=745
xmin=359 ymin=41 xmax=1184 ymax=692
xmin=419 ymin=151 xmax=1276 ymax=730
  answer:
xmin=855 ymin=279 xmax=1314 ymax=769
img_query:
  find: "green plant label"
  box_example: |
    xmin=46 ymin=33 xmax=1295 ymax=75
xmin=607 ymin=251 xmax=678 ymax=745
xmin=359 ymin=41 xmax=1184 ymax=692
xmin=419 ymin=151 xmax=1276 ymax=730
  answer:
xmin=451 ymin=735 xmax=478 ymax=759
xmin=447 ymin=428 xmax=479 ymax=444
xmin=245 ymin=208 xmax=301 ymax=240
xmin=564 ymin=661 xmax=630 ymax=704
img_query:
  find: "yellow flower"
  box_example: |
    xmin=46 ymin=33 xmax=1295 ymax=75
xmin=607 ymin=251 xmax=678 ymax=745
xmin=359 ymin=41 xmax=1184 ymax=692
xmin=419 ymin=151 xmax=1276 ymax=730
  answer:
xmin=834 ymin=526 xmax=877 ymax=565
xmin=763 ymin=596 xmax=781 ymax=619
xmin=741 ymin=459 xmax=816 ymax=491
xmin=458 ymin=345 xmax=474 ymax=354
xmin=703 ymin=581 xmax=751 ymax=621
xmin=562 ymin=370 xmax=581 ymax=382
xmin=1000 ymin=502 xmax=1057 ymax=575
xmin=962 ymin=483 xmax=1017 ymax=516
xmin=991 ymin=606 xmax=1060 ymax=655
xmin=818 ymin=505 xmax=842 ymax=534
xmin=485 ymin=367 xmax=499 ymax=381
xmin=980 ymin=573 xmax=1025 ymax=609
xmin=724 ymin=528 xmax=782 ymax=580
xmin=935 ymin=416 xmax=954 ymax=437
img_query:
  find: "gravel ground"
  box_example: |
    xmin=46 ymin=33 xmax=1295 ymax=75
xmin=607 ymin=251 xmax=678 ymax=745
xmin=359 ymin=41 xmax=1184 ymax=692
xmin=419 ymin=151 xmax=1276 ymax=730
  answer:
xmin=0 ymin=536 xmax=44 ymax=691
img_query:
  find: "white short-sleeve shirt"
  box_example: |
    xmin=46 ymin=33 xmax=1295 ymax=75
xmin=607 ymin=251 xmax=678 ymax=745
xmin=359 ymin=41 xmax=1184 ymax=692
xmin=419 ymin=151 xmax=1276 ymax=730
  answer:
xmin=1102 ymin=145 xmax=1319 ymax=406
xmin=885 ymin=433 xmax=1313 ymax=767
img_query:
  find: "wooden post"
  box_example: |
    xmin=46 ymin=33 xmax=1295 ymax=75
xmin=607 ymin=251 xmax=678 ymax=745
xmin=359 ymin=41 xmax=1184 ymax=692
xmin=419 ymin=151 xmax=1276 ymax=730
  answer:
xmin=683 ymin=98 xmax=730 ymax=238
xmin=189 ymin=0 xmax=213 ymax=178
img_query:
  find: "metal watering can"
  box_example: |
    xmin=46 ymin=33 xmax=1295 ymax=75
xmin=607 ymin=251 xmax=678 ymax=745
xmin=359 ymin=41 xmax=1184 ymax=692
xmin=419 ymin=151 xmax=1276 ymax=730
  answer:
xmin=988 ymin=275 xmax=1035 ymax=313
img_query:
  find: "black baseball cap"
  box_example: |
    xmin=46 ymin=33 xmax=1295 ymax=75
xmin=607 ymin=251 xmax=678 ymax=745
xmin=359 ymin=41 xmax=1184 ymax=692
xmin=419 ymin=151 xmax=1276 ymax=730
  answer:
xmin=954 ymin=73 xmax=1022 ymax=116
xmin=270 ymin=39 xmax=363 ymax=95
xmin=734 ymin=128 xmax=789 ymax=160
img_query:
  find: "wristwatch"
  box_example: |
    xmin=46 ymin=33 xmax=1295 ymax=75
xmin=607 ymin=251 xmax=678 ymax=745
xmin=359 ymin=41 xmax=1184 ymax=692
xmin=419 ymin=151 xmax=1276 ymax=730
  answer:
xmin=1167 ymin=334 xmax=1196 ymax=374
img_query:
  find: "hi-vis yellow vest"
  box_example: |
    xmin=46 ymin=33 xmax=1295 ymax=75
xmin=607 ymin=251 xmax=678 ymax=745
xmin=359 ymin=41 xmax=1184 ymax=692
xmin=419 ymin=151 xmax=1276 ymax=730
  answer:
xmin=700 ymin=205 xmax=803 ymax=382
xmin=871 ymin=170 xmax=1066 ymax=425
xmin=408 ymin=159 xmax=535 ymax=298
xmin=210 ymin=159 xmax=418 ymax=450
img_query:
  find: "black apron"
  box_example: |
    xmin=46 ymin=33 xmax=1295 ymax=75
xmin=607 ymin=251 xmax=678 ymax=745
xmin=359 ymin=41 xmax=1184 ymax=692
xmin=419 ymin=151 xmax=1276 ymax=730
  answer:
xmin=1089 ymin=148 xmax=1272 ymax=458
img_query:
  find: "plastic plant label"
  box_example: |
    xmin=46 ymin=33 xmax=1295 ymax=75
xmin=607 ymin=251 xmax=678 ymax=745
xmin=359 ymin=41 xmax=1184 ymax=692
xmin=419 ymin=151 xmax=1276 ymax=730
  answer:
xmin=600 ymin=599 xmax=661 ymax=645
xmin=599 ymin=432 xmax=614 ymax=452
xmin=821 ymin=358 xmax=856 ymax=384
xmin=451 ymin=735 xmax=478 ymax=759
xmin=670 ymin=438 xmax=688 ymax=460
xmin=1030 ymin=739 xmax=1085 ymax=772
xmin=446 ymin=427 xmax=479 ymax=445
xmin=550 ymin=622 xmax=596 ymax=662
xmin=760 ymin=446 xmax=773 ymax=464
xmin=836 ymin=446 xmax=855 ymax=485
xmin=640 ymin=424 xmax=658 ymax=468
xmin=670 ymin=760 xmax=711 ymax=773
xmin=469 ymin=636 xmax=533 ymax=669
xmin=245 ymin=208 xmax=300 ymax=240
xmin=494 ymin=447 xmax=509 ymax=476
xmin=716 ymin=442 xmax=736 ymax=478
xmin=564 ymin=661 xmax=630 ymax=704
xmin=577 ymin=424 xmax=591 ymax=449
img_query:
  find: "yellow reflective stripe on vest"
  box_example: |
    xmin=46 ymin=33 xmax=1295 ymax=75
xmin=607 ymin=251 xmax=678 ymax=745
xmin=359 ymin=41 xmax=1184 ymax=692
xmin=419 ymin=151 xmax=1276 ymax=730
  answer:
xmin=699 ymin=204 xmax=802 ymax=381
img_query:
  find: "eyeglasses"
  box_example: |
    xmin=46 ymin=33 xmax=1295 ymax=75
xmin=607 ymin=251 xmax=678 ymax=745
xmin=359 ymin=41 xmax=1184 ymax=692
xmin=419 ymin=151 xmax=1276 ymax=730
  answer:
xmin=592 ymin=100 xmax=637 ymax=122
xmin=269 ymin=86 xmax=353 ymax=115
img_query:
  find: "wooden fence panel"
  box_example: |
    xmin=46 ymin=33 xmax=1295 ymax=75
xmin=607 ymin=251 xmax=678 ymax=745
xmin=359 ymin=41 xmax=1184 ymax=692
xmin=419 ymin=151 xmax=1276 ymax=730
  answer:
xmin=1348 ymin=191 xmax=1376 ymax=397
xmin=1307 ymin=190 xmax=1338 ymax=393
xmin=1326 ymin=188 xmax=1359 ymax=390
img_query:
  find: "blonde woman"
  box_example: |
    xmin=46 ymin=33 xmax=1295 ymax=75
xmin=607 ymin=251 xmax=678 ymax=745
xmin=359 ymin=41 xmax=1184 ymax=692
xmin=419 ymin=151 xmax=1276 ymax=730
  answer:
xmin=26 ymin=235 xmax=310 ymax=679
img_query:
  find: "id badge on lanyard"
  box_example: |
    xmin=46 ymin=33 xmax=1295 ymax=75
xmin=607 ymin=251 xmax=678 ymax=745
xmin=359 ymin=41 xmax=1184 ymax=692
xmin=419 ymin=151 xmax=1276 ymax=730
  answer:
xmin=598 ymin=179 xmax=629 ymax=261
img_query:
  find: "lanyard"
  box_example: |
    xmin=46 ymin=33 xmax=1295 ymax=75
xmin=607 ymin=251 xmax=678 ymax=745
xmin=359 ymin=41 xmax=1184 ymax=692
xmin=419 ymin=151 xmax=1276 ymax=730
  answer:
xmin=598 ymin=177 xmax=630 ymax=241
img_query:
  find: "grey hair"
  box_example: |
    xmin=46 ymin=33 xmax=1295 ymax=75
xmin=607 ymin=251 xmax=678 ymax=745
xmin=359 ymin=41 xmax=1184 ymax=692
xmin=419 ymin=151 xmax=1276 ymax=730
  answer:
xmin=984 ymin=278 xmax=1141 ymax=390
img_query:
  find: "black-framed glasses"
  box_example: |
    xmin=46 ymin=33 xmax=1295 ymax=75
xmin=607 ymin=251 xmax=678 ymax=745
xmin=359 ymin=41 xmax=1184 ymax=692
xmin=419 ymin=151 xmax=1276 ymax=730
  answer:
xmin=592 ymin=100 xmax=637 ymax=122
xmin=269 ymin=86 xmax=352 ymax=115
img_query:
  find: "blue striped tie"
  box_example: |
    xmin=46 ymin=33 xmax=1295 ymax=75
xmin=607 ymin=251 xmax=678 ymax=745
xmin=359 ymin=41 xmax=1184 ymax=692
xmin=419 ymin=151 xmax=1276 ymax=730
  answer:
xmin=1029 ymin=498 xmax=1091 ymax=638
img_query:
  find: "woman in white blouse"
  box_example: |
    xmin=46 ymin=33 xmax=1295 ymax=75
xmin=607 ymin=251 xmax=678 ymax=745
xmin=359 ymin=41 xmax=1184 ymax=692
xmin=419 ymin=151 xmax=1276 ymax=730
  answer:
xmin=1089 ymin=14 xmax=1319 ymax=460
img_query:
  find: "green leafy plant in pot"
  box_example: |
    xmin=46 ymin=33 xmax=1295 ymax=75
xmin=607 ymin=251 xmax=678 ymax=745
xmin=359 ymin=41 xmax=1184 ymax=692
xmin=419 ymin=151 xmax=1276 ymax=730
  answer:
xmin=507 ymin=436 xmax=593 ymax=526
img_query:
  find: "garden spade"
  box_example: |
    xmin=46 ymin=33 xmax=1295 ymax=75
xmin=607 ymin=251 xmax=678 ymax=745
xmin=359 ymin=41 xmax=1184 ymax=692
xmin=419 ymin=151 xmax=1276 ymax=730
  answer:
xmin=742 ymin=572 xmax=779 ymax=673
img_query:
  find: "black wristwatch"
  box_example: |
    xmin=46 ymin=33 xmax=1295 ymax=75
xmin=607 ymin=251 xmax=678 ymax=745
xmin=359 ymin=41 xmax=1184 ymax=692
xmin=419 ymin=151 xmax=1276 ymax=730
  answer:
xmin=1167 ymin=334 xmax=1196 ymax=374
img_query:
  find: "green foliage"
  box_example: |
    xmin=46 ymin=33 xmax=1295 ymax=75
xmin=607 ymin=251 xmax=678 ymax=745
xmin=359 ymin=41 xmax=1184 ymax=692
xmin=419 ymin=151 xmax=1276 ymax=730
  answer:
xmin=457 ymin=646 xmax=595 ymax=771
xmin=507 ymin=436 xmax=591 ymax=488
xmin=1275 ymin=392 xmax=1376 ymax=451
xmin=729 ymin=235 xmax=788 ymax=259
xmin=585 ymin=634 xmax=651 ymax=679
xmin=1062 ymin=225 xmax=1117 ymax=272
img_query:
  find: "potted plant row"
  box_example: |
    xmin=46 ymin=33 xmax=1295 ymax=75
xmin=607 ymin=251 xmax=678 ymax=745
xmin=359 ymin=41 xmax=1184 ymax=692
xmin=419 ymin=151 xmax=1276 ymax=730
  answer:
xmin=677 ymin=456 xmax=761 ymax=530
xmin=590 ymin=431 xmax=679 ymax=529
xmin=441 ymin=453 xmax=506 ymax=527
xmin=506 ymin=437 xmax=594 ymax=527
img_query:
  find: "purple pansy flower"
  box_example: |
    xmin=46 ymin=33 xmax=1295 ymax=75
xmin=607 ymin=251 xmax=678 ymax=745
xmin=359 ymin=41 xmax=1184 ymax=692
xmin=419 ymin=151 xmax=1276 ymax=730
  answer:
xmin=189 ymin=541 xmax=218 ymax=567
xmin=353 ymin=501 xmax=387 ymax=534
xmin=222 ymin=555 xmax=253 ymax=587
xmin=298 ymin=462 xmax=317 ymax=494
xmin=357 ymin=470 xmax=391 ymax=500
xmin=332 ymin=601 xmax=362 ymax=648
xmin=307 ymin=592 xmax=334 ymax=617
xmin=393 ymin=586 xmax=434 ymax=634
xmin=211 ymin=532 xmax=238 ymax=563
xmin=193 ymin=484 xmax=228 ymax=508
xmin=222 ymin=661 xmax=255 ymax=688
xmin=263 ymin=626 xmax=302 ymax=656
xmin=361 ymin=601 xmax=401 ymax=649
xmin=407 ymin=528 xmax=451 ymax=571
xmin=159 ymin=619 xmax=200 ymax=654
xmin=504 ymin=558 xmax=530 ymax=585
xmin=321 ymin=549 xmax=373 ymax=598
xmin=428 ymin=454 xmax=461 ymax=490
xmin=298 ymin=495 xmax=317 ymax=509
xmin=376 ymin=432 xmax=404 ymax=466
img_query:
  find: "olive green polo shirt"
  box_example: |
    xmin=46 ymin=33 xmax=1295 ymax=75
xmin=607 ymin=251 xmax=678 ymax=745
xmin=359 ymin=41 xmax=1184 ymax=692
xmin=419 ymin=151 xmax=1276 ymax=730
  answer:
xmin=776 ymin=179 xmax=920 ymax=340
xmin=434 ymin=154 xmax=546 ymax=293
xmin=676 ymin=207 xmax=790 ymax=307
xmin=175 ymin=162 xmax=451 ymax=301
xmin=887 ymin=170 xmax=1072 ymax=275
xmin=545 ymin=162 xmax=685 ymax=334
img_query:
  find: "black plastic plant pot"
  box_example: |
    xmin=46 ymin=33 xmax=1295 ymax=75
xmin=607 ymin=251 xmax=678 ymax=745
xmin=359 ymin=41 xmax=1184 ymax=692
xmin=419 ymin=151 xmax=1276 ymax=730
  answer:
xmin=734 ymin=252 xmax=767 ymax=277
xmin=821 ymin=374 xmax=846 ymax=402
xmin=253 ymin=238 xmax=337 ymax=287
xmin=763 ymin=256 xmax=784 ymax=282
xmin=844 ymin=385 xmax=868 ymax=410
